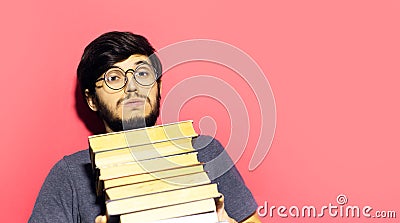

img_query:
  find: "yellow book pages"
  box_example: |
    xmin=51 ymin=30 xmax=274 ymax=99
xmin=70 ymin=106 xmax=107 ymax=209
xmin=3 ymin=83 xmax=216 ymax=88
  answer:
xmin=119 ymin=199 xmax=216 ymax=223
xmin=105 ymin=172 xmax=211 ymax=200
xmin=89 ymin=120 xmax=197 ymax=153
xmin=102 ymin=165 xmax=205 ymax=190
xmin=99 ymin=152 xmax=200 ymax=181
xmin=106 ymin=183 xmax=220 ymax=215
xmin=95 ymin=137 xmax=194 ymax=168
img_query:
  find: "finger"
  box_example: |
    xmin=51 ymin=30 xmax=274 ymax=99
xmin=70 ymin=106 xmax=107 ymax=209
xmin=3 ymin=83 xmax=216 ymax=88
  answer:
xmin=215 ymin=193 xmax=227 ymax=220
xmin=215 ymin=193 xmax=224 ymax=209
xmin=95 ymin=215 xmax=107 ymax=223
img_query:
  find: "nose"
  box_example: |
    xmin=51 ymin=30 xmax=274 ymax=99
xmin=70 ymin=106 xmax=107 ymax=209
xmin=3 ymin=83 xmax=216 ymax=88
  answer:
xmin=124 ymin=73 xmax=138 ymax=92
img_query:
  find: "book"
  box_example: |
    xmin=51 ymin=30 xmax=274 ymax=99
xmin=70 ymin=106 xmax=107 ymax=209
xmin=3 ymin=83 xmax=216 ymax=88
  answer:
xmin=102 ymin=164 xmax=205 ymax=190
xmin=105 ymin=171 xmax=211 ymax=200
xmin=106 ymin=183 xmax=220 ymax=216
xmin=89 ymin=121 xmax=220 ymax=222
xmin=94 ymin=137 xmax=195 ymax=168
xmin=89 ymin=120 xmax=197 ymax=154
xmin=99 ymin=152 xmax=200 ymax=181
xmin=118 ymin=199 xmax=217 ymax=223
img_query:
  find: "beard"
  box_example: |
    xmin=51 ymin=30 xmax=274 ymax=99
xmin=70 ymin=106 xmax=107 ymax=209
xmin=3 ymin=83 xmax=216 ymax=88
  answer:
xmin=94 ymin=92 xmax=160 ymax=132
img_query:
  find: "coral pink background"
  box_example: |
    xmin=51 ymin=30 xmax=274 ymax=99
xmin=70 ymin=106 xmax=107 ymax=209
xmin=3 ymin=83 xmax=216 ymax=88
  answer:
xmin=1 ymin=1 xmax=399 ymax=222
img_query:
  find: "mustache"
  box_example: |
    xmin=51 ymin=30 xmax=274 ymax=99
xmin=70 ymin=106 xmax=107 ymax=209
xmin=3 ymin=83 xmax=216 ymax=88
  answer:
xmin=116 ymin=93 xmax=151 ymax=107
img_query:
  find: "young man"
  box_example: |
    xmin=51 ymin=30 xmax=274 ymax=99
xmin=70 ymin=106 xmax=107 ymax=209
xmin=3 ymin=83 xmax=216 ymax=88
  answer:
xmin=29 ymin=31 xmax=261 ymax=223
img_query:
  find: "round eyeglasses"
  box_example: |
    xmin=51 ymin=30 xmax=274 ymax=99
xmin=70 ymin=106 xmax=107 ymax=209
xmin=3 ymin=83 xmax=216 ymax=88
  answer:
xmin=95 ymin=63 xmax=158 ymax=90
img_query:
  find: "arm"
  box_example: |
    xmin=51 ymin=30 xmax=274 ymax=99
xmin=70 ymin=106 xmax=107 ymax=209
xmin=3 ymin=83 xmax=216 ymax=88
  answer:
xmin=216 ymin=195 xmax=262 ymax=223
xmin=29 ymin=159 xmax=77 ymax=223
xmin=241 ymin=212 xmax=262 ymax=223
xmin=194 ymin=136 xmax=260 ymax=222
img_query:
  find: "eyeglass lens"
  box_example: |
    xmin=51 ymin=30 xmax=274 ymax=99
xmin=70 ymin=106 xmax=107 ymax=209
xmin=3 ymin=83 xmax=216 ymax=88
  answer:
xmin=104 ymin=64 xmax=156 ymax=89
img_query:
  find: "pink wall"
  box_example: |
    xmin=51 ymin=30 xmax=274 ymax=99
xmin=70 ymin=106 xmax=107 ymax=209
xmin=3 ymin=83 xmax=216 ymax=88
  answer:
xmin=1 ymin=1 xmax=399 ymax=222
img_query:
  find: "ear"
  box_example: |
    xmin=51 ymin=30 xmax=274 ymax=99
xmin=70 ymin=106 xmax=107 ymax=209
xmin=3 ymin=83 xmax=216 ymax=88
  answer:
xmin=85 ymin=89 xmax=98 ymax=112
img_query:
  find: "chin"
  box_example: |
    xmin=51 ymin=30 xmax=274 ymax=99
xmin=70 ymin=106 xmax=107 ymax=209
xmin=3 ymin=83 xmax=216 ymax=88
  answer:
xmin=121 ymin=112 xmax=147 ymax=119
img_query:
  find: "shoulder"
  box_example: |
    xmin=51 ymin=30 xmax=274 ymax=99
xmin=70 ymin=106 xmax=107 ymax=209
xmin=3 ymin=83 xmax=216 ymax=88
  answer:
xmin=42 ymin=149 xmax=91 ymax=187
xmin=39 ymin=149 xmax=87 ymax=180
xmin=62 ymin=149 xmax=91 ymax=166
xmin=192 ymin=135 xmax=234 ymax=180
xmin=59 ymin=149 xmax=94 ymax=188
xmin=29 ymin=149 xmax=99 ymax=222
xmin=192 ymin=135 xmax=225 ymax=163
xmin=42 ymin=149 xmax=94 ymax=195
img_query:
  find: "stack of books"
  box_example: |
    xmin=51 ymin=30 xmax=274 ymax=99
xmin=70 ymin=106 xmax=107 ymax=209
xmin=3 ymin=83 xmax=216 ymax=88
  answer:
xmin=88 ymin=120 xmax=220 ymax=223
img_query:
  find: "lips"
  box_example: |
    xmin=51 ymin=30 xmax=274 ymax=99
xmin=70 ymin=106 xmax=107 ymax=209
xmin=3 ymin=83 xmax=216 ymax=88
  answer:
xmin=122 ymin=98 xmax=146 ymax=108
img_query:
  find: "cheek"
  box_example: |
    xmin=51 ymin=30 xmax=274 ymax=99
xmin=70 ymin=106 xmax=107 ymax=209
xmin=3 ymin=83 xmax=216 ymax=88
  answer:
xmin=142 ymin=85 xmax=159 ymax=102
xmin=150 ymin=87 xmax=160 ymax=106
xmin=97 ymin=91 xmax=123 ymax=111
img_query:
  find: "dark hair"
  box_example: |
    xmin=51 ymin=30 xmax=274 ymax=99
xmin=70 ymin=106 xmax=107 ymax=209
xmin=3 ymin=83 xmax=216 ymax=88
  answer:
xmin=77 ymin=31 xmax=162 ymax=97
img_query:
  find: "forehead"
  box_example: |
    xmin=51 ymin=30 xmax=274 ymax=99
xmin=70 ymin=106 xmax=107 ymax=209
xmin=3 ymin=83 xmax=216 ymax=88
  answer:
xmin=114 ymin=54 xmax=151 ymax=70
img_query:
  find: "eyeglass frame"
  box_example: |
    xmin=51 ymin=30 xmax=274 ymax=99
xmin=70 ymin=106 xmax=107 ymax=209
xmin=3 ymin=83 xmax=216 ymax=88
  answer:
xmin=95 ymin=62 xmax=159 ymax=90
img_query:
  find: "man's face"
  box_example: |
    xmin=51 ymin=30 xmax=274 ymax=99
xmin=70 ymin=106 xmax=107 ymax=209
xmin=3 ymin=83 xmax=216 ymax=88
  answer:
xmin=87 ymin=54 xmax=160 ymax=132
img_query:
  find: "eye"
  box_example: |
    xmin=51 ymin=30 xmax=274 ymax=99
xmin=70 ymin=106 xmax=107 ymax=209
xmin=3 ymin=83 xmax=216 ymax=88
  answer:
xmin=136 ymin=71 xmax=149 ymax=78
xmin=106 ymin=75 xmax=121 ymax=82
xmin=135 ymin=65 xmax=155 ymax=79
xmin=105 ymin=70 xmax=124 ymax=82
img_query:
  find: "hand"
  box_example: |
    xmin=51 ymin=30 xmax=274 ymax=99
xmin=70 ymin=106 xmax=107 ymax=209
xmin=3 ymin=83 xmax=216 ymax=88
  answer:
xmin=95 ymin=215 xmax=107 ymax=223
xmin=215 ymin=194 xmax=238 ymax=223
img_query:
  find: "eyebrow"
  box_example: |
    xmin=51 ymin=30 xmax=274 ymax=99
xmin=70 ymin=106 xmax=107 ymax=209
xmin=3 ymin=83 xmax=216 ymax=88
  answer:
xmin=107 ymin=60 xmax=151 ymax=70
xmin=134 ymin=60 xmax=150 ymax=66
